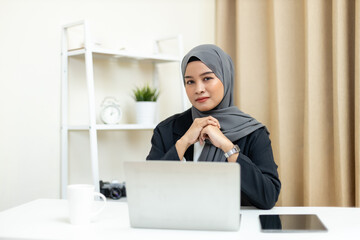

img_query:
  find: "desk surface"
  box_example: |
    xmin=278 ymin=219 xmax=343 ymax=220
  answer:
xmin=0 ymin=199 xmax=359 ymax=240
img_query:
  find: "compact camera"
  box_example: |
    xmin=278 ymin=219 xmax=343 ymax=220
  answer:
xmin=99 ymin=180 xmax=126 ymax=200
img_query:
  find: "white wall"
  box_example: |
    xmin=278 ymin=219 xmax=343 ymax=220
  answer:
xmin=0 ymin=0 xmax=215 ymax=211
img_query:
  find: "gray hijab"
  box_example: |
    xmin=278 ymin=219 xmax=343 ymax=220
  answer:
xmin=181 ymin=44 xmax=265 ymax=162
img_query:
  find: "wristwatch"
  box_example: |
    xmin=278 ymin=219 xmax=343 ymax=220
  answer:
xmin=224 ymin=144 xmax=240 ymax=158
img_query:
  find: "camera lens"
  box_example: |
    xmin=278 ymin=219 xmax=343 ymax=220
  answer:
xmin=109 ymin=187 xmax=122 ymax=199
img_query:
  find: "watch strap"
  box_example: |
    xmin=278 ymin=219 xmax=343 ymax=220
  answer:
xmin=224 ymin=144 xmax=240 ymax=158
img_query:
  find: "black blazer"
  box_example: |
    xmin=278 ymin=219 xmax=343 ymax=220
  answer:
xmin=147 ymin=109 xmax=281 ymax=209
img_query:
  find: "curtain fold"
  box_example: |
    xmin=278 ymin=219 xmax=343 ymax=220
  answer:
xmin=355 ymin=0 xmax=360 ymax=206
xmin=216 ymin=0 xmax=359 ymax=206
xmin=303 ymin=0 xmax=335 ymax=205
xmin=331 ymin=0 xmax=355 ymax=206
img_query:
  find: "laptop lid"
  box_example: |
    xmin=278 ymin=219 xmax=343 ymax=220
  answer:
xmin=124 ymin=161 xmax=240 ymax=231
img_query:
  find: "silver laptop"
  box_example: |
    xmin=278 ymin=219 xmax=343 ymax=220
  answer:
xmin=124 ymin=161 xmax=240 ymax=231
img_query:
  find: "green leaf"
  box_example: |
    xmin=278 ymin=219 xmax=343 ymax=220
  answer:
xmin=132 ymin=84 xmax=160 ymax=101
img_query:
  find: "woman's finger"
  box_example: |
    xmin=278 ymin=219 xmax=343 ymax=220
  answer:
xmin=199 ymin=136 xmax=204 ymax=145
xmin=207 ymin=119 xmax=220 ymax=128
xmin=207 ymin=116 xmax=221 ymax=128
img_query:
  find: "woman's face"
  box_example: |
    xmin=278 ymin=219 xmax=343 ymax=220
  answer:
xmin=184 ymin=61 xmax=224 ymax=112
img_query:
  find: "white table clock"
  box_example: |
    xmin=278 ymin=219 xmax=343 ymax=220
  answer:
xmin=100 ymin=97 xmax=122 ymax=124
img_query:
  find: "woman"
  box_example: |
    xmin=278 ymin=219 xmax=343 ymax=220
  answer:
xmin=146 ymin=44 xmax=281 ymax=209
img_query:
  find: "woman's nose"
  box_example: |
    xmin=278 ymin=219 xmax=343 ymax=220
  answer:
xmin=195 ymin=82 xmax=205 ymax=94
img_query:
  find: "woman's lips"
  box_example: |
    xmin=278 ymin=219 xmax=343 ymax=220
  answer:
xmin=196 ymin=97 xmax=209 ymax=103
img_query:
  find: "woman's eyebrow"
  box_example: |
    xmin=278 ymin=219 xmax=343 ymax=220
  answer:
xmin=200 ymin=71 xmax=214 ymax=76
xmin=184 ymin=71 xmax=214 ymax=78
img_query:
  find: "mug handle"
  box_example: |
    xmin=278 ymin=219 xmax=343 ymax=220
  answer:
xmin=91 ymin=192 xmax=107 ymax=218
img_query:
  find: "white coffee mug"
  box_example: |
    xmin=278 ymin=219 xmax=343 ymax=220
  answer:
xmin=67 ymin=184 xmax=107 ymax=225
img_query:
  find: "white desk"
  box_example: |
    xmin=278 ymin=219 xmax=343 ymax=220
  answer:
xmin=0 ymin=199 xmax=359 ymax=240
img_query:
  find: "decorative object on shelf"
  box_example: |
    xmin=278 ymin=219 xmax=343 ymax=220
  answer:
xmin=99 ymin=180 xmax=126 ymax=200
xmin=100 ymin=97 xmax=122 ymax=124
xmin=132 ymin=84 xmax=159 ymax=124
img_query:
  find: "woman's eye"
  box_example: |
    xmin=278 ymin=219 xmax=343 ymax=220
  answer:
xmin=186 ymin=80 xmax=194 ymax=85
xmin=204 ymin=77 xmax=213 ymax=81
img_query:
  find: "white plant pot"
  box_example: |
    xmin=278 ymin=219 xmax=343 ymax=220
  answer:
xmin=135 ymin=101 xmax=157 ymax=125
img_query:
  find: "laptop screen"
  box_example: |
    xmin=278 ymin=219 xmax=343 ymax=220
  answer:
xmin=124 ymin=161 xmax=240 ymax=231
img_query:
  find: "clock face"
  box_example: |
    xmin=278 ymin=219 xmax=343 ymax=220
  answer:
xmin=100 ymin=105 xmax=122 ymax=124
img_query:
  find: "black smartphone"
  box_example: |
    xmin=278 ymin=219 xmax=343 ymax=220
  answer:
xmin=259 ymin=214 xmax=328 ymax=232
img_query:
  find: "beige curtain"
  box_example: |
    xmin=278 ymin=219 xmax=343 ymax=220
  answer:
xmin=216 ymin=0 xmax=360 ymax=207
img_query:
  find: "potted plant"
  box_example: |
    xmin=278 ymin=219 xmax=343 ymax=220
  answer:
xmin=132 ymin=84 xmax=160 ymax=124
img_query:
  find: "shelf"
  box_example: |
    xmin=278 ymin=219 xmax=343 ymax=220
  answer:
xmin=67 ymin=124 xmax=156 ymax=131
xmin=61 ymin=20 xmax=184 ymax=199
xmin=67 ymin=47 xmax=180 ymax=63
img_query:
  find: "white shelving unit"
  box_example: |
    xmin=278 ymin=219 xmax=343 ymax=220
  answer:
xmin=61 ymin=20 xmax=185 ymax=198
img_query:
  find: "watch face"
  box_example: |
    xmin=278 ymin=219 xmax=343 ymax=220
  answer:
xmin=101 ymin=105 xmax=121 ymax=124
